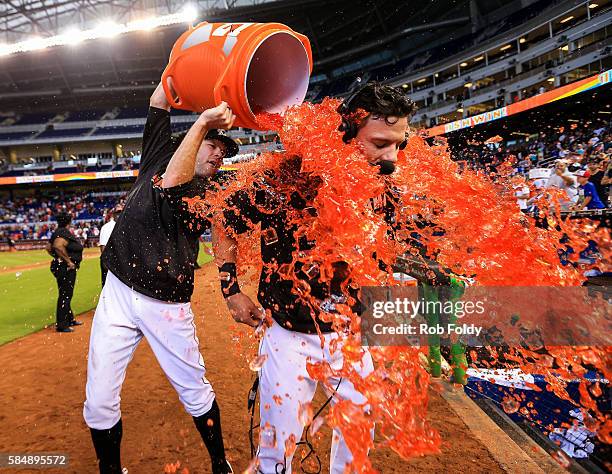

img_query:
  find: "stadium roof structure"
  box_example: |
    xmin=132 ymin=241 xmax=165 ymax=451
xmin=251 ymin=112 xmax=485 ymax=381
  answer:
xmin=0 ymin=1 xmax=282 ymax=43
xmin=0 ymin=0 xmax=547 ymax=113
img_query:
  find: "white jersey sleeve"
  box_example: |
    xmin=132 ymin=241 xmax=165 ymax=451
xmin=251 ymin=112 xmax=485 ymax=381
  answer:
xmin=98 ymin=220 xmax=116 ymax=246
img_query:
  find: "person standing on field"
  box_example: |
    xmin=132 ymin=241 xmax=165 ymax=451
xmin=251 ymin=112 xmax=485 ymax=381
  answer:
xmin=83 ymin=78 xmax=239 ymax=474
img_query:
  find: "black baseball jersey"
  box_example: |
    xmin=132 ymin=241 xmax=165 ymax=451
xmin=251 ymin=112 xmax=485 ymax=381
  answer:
xmin=102 ymin=107 xmax=211 ymax=303
xmin=224 ymin=156 xmax=395 ymax=334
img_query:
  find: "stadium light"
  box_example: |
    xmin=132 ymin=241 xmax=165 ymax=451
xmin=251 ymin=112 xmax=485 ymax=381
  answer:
xmin=560 ymin=45 xmax=569 ymax=51
xmin=457 ymin=108 xmax=464 ymax=113
xmin=0 ymin=8 xmax=198 ymax=57
xmin=464 ymin=82 xmax=473 ymax=88
xmin=97 ymin=21 xmax=123 ymax=38
xmin=23 ymin=37 xmax=46 ymax=50
xmin=589 ymin=3 xmax=599 ymax=8
xmin=473 ymin=56 xmax=484 ymax=62
xmin=417 ymin=78 xmax=426 ymax=83
xmin=500 ymin=44 xmax=512 ymax=51
xmin=519 ymin=37 xmax=526 ymax=44
xmin=402 ymin=84 xmax=408 ymax=89
xmin=182 ymin=4 xmax=198 ymax=23
xmin=460 ymin=62 xmax=468 ymax=67
xmin=547 ymin=77 xmax=555 ymax=82
xmin=560 ymin=16 xmax=574 ymax=23
xmin=63 ymin=28 xmax=85 ymax=46
xmin=129 ymin=17 xmax=158 ymax=31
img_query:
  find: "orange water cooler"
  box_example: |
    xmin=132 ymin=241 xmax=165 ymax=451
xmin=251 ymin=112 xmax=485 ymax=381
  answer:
xmin=162 ymin=22 xmax=313 ymax=130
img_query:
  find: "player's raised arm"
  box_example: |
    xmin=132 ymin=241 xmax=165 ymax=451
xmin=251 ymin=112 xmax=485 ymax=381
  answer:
xmin=149 ymin=82 xmax=171 ymax=112
xmin=162 ymin=102 xmax=235 ymax=188
xmin=138 ymin=81 xmax=174 ymax=176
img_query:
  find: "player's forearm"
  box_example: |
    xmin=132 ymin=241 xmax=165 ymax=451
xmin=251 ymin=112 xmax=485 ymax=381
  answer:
xmin=212 ymin=223 xmax=238 ymax=266
xmin=212 ymin=224 xmax=241 ymax=297
xmin=149 ymin=82 xmax=171 ymax=111
xmin=162 ymin=120 xmax=209 ymax=188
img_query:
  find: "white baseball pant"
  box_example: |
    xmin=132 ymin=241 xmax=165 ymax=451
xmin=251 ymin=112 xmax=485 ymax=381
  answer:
xmin=83 ymin=271 xmax=215 ymax=430
xmin=257 ymin=320 xmax=374 ymax=474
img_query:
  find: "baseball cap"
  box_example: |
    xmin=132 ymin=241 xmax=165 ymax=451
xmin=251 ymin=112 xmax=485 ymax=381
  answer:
xmin=575 ymin=169 xmax=590 ymax=178
xmin=205 ymin=129 xmax=239 ymax=158
xmin=171 ymin=129 xmax=239 ymax=158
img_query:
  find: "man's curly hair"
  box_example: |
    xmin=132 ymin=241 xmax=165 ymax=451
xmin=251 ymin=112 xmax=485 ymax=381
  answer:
xmin=347 ymin=82 xmax=417 ymax=124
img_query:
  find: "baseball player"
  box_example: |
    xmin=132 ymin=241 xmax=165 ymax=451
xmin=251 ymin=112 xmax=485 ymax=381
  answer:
xmin=83 ymin=80 xmax=239 ymax=474
xmin=213 ymin=83 xmax=415 ymax=473
xmin=98 ymin=203 xmax=124 ymax=287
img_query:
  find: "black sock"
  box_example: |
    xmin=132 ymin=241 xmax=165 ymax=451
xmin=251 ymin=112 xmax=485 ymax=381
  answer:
xmin=90 ymin=419 xmax=123 ymax=474
xmin=193 ymin=399 xmax=230 ymax=473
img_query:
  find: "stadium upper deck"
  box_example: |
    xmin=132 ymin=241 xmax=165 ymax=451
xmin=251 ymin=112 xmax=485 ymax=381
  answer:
xmin=0 ymin=0 xmax=610 ymax=176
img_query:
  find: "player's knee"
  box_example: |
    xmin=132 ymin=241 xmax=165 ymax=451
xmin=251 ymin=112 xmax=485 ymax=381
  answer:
xmin=179 ymin=389 xmax=215 ymax=418
xmin=83 ymin=386 xmax=121 ymax=430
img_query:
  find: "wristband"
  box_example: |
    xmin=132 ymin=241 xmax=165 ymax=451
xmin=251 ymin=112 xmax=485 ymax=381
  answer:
xmin=219 ymin=262 xmax=241 ymax=298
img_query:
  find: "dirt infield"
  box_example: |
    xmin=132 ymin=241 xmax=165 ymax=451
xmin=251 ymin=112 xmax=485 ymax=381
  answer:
xmin=0 ymin=264 xmax=504 ymax=473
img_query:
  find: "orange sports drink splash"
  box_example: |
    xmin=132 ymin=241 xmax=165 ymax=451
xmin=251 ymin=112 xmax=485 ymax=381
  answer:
xmin=202 ymin=100 xmax=610 ymax=471
xmin=162 ymin=22 xmax=313 ymax=130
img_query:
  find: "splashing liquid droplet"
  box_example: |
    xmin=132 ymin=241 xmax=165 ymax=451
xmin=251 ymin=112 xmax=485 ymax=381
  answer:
xmin=249 ymin=354 xmax=267 ymax=371
xmin=284 ymin=434 xmax=297 ymax=458
xmin=551 ymin=449 xmax=571 ymax=468
xmin=303 ymin=262 xmax=319 ymax=278
xmin=243 ymin=458 xmax=259 ymax=474
xmin=298 ymin=401 xmax=314 ymax=427
xmin=259 ymin=423 xmax=277 ymax=449
xmin=308 ymin=416 xmax=325 ymax=436
xmin=502 ymin=397 xmax=520 ymax=414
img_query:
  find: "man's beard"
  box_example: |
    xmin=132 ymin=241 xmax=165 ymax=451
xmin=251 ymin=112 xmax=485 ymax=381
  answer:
xmin=377 ymin=160 xmax=396 ymax=175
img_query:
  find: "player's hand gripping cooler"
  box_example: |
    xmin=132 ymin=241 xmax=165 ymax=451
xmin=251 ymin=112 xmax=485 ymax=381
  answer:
xmin=161 ymin=22 xmax=313 ymax=130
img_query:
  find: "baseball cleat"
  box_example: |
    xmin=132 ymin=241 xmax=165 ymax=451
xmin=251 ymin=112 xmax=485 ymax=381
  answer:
xmin=56 ymin=327 xmax=74 ymax=333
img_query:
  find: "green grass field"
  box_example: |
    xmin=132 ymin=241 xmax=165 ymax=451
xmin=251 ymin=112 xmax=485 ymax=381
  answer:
xmin=0 ymin=249 xmax=63 ymax=269
xmin=0 ymin=244 xmax=213 ymax=346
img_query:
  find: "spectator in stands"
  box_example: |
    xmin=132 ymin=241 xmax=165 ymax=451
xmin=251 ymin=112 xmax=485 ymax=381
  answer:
xmin=588 ymin=160 xmax=608 ymax=205
xmin=516 ymin=156 xmax=530 ymax=174
xmin=48 ymin=212 xmax=83 ymax=333
xmin=514 ymin=183 xmax=530 ymax=213
xmin=82 ymin=225 xmax=90 ymax=248
xmin=546 ymin=160 xmax=578 ymax=211
xmin=98 ymin=203 xmax=123 ymax=286
xmin=574 ymin=170 xmax=605 ymax=211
